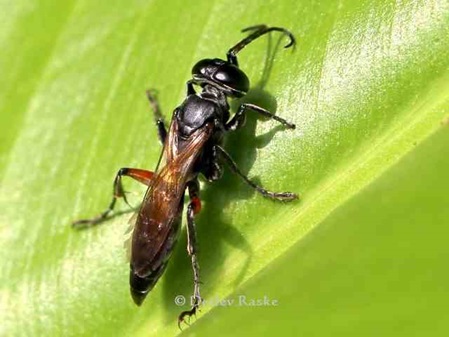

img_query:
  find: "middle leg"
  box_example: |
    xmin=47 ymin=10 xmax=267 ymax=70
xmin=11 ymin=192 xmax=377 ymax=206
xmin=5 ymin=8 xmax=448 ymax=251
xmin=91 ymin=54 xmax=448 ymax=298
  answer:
xmin=146 ymin=89 xmax=168 ymax=144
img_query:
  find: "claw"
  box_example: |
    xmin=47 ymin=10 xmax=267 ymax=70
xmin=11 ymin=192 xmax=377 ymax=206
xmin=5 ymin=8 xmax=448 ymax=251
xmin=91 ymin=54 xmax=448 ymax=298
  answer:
xmin=178 ymin=306 xmax=196 ymax=330
xmin=122 ymin=192 xmax=134 ymax=209
xmin=177 ymin=296 xmax=202 ymax=330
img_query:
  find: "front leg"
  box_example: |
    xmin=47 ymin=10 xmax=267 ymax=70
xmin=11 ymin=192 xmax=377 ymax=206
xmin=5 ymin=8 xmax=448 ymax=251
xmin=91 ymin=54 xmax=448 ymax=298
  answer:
xmin=178 ymin=179 xmax=203 ymax=328
xmin=226 ymin=103 xmax=296 ymax=131
xmin=146 ymin=89 xmax=168 ymax=144
xmin=186 ymin=80 xmax=196 ymax=96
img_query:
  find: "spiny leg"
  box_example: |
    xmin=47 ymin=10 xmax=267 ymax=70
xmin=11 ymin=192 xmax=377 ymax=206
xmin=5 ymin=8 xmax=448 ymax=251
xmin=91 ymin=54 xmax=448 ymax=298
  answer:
xmin=215 ymin=145 xmax=298 ymax=201
xmin=178 ymin=179 xmax=203 ymax=328
xmin=72 ymin=168 xmax=154 ymax=227
xmin=226 ymin=103 xmax=296 ymax=131
xmin=146 ymin=89 xmax=167 ymax=144
xmin=227 ymin=25 xmax=295 ymax=66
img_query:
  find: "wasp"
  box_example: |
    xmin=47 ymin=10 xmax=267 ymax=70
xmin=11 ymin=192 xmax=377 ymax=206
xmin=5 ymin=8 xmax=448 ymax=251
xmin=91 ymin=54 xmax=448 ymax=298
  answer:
xmin=73 ymin=24 xmax=298 ymax=326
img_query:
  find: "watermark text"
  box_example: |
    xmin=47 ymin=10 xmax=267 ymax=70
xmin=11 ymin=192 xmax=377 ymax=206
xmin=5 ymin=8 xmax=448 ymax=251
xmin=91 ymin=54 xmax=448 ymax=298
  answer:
xmin=174 ymin=294 xmax=279 ymax=308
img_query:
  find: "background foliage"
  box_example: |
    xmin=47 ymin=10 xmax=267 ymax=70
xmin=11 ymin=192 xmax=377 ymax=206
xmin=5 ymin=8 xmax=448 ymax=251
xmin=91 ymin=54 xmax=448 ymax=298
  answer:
xmin=1 ymin=0 xmax=448 ymax=336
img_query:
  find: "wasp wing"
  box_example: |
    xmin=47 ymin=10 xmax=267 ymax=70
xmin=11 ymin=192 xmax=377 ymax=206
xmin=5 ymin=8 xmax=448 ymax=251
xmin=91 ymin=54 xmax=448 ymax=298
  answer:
xmin=124 ymin=211 xmax=139 ymax=262
xmin=131 ymin=121 xmax=214 ymax=277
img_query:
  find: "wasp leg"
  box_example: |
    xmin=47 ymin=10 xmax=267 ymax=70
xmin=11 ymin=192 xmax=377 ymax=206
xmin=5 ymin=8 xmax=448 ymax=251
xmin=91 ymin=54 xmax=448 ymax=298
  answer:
xmin=227 ymin=25 xmax=295 ymax=66
xmin=226 ymin=103 xmax=295 ymax=131
xmin=146 ymin=89 xmax=167 ymax=144
xmin=72 ymin=168 xmax=154 ymax=227
xmin=186 ymin=80 xmax=197 ymax=96
xmin=178 ymin=180 xmax=203 ymax=328
xmin=215 ymin=145 xmax=298 ymax=201
xmin=201 ymin=145 xmax=223 ymax=182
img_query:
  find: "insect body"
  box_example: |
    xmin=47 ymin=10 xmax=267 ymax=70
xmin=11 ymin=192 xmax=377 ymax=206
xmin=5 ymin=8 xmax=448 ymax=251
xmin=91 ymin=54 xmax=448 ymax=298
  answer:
xmin=73 ymin=25 xmax=298 ymax=326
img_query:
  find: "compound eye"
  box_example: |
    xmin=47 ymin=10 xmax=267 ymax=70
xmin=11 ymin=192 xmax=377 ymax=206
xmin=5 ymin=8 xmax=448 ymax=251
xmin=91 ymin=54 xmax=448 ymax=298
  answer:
xmin=192 ymin=58 xmax=224 ymax=78
xmin=192 ymin=59 xmax=211 ymax=77
xmin=213 ymin=64 xmax=249 ymax=95
xmin=214 ymin=69 xmax=232 ymax=83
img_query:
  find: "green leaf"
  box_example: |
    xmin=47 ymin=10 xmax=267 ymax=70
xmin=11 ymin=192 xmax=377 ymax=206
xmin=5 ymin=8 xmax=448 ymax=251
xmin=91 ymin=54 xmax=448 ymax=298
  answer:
xmin=184 ymin=124 xmax=449 ymax=337
xmin=1 ymin=0 xmax=448 ymax=336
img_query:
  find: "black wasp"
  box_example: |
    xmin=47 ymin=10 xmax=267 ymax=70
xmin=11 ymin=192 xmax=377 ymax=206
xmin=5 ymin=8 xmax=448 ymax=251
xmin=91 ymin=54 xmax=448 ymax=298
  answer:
xmin=73 ymin=24 xmax=298 ymax=326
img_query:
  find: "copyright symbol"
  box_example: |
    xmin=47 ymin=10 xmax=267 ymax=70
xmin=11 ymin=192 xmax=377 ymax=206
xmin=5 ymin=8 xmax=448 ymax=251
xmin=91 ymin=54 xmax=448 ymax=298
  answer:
xmin=174 ymin=295 xmax=186 ymax=306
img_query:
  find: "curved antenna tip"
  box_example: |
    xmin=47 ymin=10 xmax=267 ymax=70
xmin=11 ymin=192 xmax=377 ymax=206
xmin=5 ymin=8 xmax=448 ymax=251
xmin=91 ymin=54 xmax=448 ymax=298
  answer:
xmin=259 ymin=26 xmax=297 ymax=49
xmin=280 ymin=29 xmax=296 ymax=49
xmin=241 ymin=24 xmax=267 ymax=33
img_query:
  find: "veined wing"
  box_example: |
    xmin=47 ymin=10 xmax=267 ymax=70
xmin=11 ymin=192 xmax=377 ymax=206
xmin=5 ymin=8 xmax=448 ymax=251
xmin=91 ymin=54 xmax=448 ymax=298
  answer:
xmin=131 ymin=121 xmax=214 ymax=276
